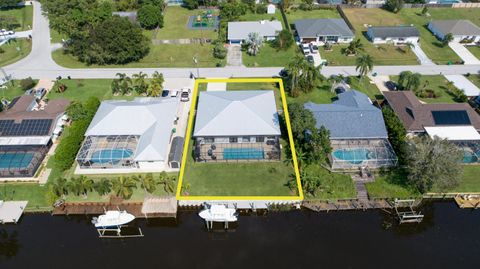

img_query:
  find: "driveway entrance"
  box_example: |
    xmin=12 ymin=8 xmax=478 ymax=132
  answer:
xmin=226 ymin=44 xmax=243 ymax=66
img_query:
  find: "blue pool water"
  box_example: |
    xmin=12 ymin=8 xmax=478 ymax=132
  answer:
xmin=462 ymin=151 xmax=478 ymax=163
xmin=0 ymin=152 xmax=34 ymax=169
xmin=332 ymin=148 xmax=375 ymax=164
xmin=91 ymin=149 xmax=133 ymax=164
xmin=223 ymin=148 xmax=264 ymax=160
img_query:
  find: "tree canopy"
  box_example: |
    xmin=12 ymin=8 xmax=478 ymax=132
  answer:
xmin=137 ymin=4 xmax=164 ymax=29
xmin=0 ymin=0 xmax=21 ymax=8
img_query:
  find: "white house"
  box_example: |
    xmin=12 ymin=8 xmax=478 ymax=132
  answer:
xmin=227 ymin=20 xmax=282 ymax=44
xmin=428 ymin=20 xmax=480 ymax=43
xmin=367 ymin=26 xmax=420 ymax=45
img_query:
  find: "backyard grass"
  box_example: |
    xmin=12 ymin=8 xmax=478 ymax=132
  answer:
xmin=366 ymin=170 xmax=420 ymax=199
xmin=0 ymin=5 xmax=33 ymax=31
xmin=154 ymin=7 xmax=218 ymax=40
xmin=449 ymin=166 xmax=480 ymax=193
xmin=239 ymin=10 xmax=284 ymax=27
xmin=285 ymin=8 xmax=340 ymax=28
xmin=338 ymin=8 xmax=419 ymax=66
xmin=52 ymin=43 xmax=223 ymax=68
xmin=0 ymin=38 xmax=31 ymax=67
xmin=390 ymin=75 xmax=461 ymax=104
xmin=304 ymin=164 xmax=357 ymax=200
xmin=466 ymin=46 xmax=480 ymax=60
xmin=0 ymin=183 xmax=50 ymax=209
xmin=243 ymin=43 xmax=300 ymax=67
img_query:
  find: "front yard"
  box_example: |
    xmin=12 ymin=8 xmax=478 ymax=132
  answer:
xmin=0 ymin=38 xmax=31 ymax=67
xmin=242 ymin=43 xmax=299 ymax=67
xmin=389 ymin=75 xmax=462 ymax=104
xmin=0 ymin=5 xmax=33 ymax=31
xmin=466 ymin=46 xmax=480 ymax=61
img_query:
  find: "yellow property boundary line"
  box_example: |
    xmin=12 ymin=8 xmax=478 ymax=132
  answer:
xmin=175 ymin=78 xmax=304 ymax=201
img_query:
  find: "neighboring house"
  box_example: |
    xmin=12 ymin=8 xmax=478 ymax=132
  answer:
xmin=383 ymin=91 xmax=480 ymax=164
xmin=305 ymin=90 xmax=397 ymax=170
xmin=193 ymin=91 xmax=281 ymax=162
xmin=76 ymin=98 xmax=181 ymax=173
xmin=428 ymin=20 xmax=480 ymax=43
xmin=367 ymin=26 xmax=420 ymax=45
xmin=0 ymin=95 xmax=69 ymax=178
xmin=294 ymin=18 xmax=354 ymax=44
xmin=227 ymin=20 xmax=283 ymax=44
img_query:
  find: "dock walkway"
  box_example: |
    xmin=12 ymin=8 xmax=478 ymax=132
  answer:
xmin=303 ymin=198 xmax=393 ymax=212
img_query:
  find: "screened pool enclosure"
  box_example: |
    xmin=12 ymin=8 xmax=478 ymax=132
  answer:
xmin=76 ymin=135 xmax=138 ymax=169
xmin=329 ymin=139 xmax=397 ymax=170
xmin=0 ymin=146 xmax=48 ymax=177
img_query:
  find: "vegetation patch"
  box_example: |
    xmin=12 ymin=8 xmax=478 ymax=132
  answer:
xmin=0 ymin=38 xmax=31 ymax=67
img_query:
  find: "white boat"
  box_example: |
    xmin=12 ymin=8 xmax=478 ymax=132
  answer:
xmin=198 ymin=204 xmax=238 ymax=222
xmin=92 ymin=210 xmax=135 ymax=229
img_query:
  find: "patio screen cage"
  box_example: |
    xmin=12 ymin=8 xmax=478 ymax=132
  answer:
xmin=453 ymin=141 xmax=480 ymax=164
xmin=194 ymin=140 xmax=281 ymax=162
xmin=0 ymin=145 xmax=48 ymax=178
xmin=76 ymin=135 xmax=139 ymax=169
xmin=329 ymin=139 xmax=398 ymax=170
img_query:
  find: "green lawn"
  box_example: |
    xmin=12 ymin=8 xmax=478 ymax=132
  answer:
xmin=366 ymin=170 xmax=420 ymax=199
xmin=0 ymin=79 xmax=38 ymax=100
xmin=337 ymin=8 xmax=419 ymax=66
xmin=285 ymin=8 xmax=340 ymax=28
xmin=0 ymin=38 xmax=31 ymax=67
xmin=52 ymin=43 xmax=224 ymax=68
xmin=154 ymin=7 xmax=218 ymax=40
xmin=390 ymin=75 xmax=461 ymax=104
xmin=304 ymin=164 xmax=357 ymax=200
xmin=239 ymin=10 xmax=284 ymax=26
xmin=347 ymin=76 xmax=383 ymax=100
xmin=50 ymin=29 xmax=67 ymax=44
xmin=286 ymin=80 xmax=335 ymax=104
xmin=243 ymin=43 xmax=300 ymax=67
xmin=448 ymin=166 xmax=480 ymax=193
xmin=0 ymin=183 xmax=50 ymax=209
xmin=466 ymin=74 xmax=480 ymax=89
xmin=466 ymin=46 xmax=480 ymax=60
xmin=0 ymin=5 xmax=33 ymax=31
xmin=399 ymin=8 xmax=467 ymax=64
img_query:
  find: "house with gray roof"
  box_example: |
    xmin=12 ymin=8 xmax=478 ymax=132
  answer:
xmin=294 ymin=18 xmax=354 ymax=44
xmin=305 ymin=90 xmax=397 ymax=170
xmin=367 ymin=26 xmax=420 ymax=45
xmin=428 ymin=20 xmax=480 ymax=43
xmin=193 ymin=91 xmax=281 ymax=161
xmin=227 ymin=20 xmax=283 ymax=44
xmin=76 ymin=97 xmax=180 ymax=173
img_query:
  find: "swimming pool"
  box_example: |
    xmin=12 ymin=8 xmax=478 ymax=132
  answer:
xmin=0 ymin=152 xmax=34 ymax=169
xmin=223 ymin=148 xmax=264 ymax=160
xmin=332 ymin=148 xmax=375 ymax=164
xmin=90 ymin=149 xmax=134 ymax=164
xmin=463 ymin=151 xmax=479 ymax=164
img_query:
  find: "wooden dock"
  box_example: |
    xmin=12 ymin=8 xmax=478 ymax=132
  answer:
xmin=302 ymin=198 xmax=393 ymax=212
xmin=454 ymin=194 xmax=480 ymax=209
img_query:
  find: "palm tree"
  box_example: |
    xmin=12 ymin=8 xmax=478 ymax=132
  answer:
xmin=344 ymin=39 xmax=364 ymax=56
xmin=158 ymin=172 xmax=176 ymax=194
xmin=147 ymin=71 xmax=164 ymax=97
xmin=132 ymin=71 xmax=148 ymax=95
xmin=284 ymin=146 xmax=307 ymax=173
xmin=111 ymin=176 xmax=138 ymax=200
xmin=93 ymin=178 xmax=112 ymax=196
xmin=51 ymin=177 xmax=69 ymax=198
xmin=67 ymin=176 xmax=93 ymax=198
xmin=113 ymin=73 xmax=132 ymax=95
xmin=246 ymin=32 xmax=263 ymax=56
xmin=398 ymin=70 xmax=412 ymax=90
xmin=134 ymin=173 xmax=157 ymax=194
xmin=328 ymin=74 xmax=345 ymax=92
xmin=285 ymin=56 xmax=322 ymax=96
xmin=406 ymin=72 xmax=421 ymax=93
xmin=355 ymin=54 xmax=374 ymax=82
xmin=285 ymin=55 xmax=305 ymax=97
xmin=443 ymin=33 xmax=454 ymax=46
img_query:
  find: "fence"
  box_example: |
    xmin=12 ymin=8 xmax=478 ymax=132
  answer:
xmin=336 ymin=5 xmax=356 ymax=33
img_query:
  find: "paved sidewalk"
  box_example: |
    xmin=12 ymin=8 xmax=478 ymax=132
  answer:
xmin=449 ymin=42 xmax=480 ymax=65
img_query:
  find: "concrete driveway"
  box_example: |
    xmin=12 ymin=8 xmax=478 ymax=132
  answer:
xmin=368 ymin=75 xmax=391 ymax=93
xmin=449 ymin=42 xmax=480 ymax=65
xmin=412 ymin=43 xmax=435 ymax=66
xmin=226 ymin=45 xmax=243 ymax=66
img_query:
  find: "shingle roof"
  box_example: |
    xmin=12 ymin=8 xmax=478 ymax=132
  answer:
xmin=429 ymin=20 xmax=480 ymax=36
xmin=383 ymin=91 xmax=480 ymax=132
xmin=305 ymin=90 xmax=388 ymax=139
xmin=368 ymin=26 xmax=420 ymax=39
xmin=193 ymin=91 xmax=281 ymax=137
xmin=227 ymin=20 xmax=282 ymax=40
xmin=294 ymin=18 xmax=354 ymax=38
xmin=86 ymin=98 xmax=178 ymax=162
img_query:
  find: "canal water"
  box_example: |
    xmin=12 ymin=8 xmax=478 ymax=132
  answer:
xmin=1 ymin=201 xmax=479 ymax=269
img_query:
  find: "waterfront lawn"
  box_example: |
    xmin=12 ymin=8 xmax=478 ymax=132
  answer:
xmin=366 ymin=169 xmax=420 ymax=199
xmin=154 ymin=7 xmax=218 ymax=40
xmin=390 ymin=75 xmax=460 ymax=104
xmin=52 ymin=43 xmax=224 ymax=68
xmin=0 ymin=38 xmax=32 ymax=67
xmin=0 ymin=5 xmax=33 ymax=31
xmin=242 ymin=43 xmax=300 ymax=67
xmin=304 ymin=165 xmax=357 ymax=200
xmin=466 ymin=46 xmax=480 ymax=61
xmin=0 ymin=183 xmax=50 ymax=209
xmin=339 ymin=8 xmax=418 ymax=66
xmin=443 ymin=166 xmax=480 ymax=193
xmin=399 ymin=8 xmax=463 ymax=64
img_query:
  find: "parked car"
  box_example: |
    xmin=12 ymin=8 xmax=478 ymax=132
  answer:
xmin=161 ymin=90 xmax=169 ymax=97
xmin=301 ymin=43 xmax=310 ymax=55
xmin=306 ymin=55 xmax=314 ymax=65
xmin=180 ymin=91 xmax=189 ymax=102
xmin=309 ymin=43 xmax=319 ymax=54
xmin=385 ymin=81 xmax=398 ymax=91
xmin=170 ymin=90 xmax=179 ymax=97
xmin=25 ymin=89 xmax=34 ymax=95
xmin=335 ymin=87 xmax=347 ymax=94
xmin=34 ymin=88 xmax=46 ymax=100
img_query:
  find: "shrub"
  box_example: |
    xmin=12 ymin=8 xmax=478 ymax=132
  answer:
xmin=213 ymin=44 xmax=227 ymax=59
xmin=20 ymin=77 xmax=36 ymax=91
xmin=255 ymin=3 xmax=267 ymax=14
xmin=137 ymin=4 xmax=164 ymax=29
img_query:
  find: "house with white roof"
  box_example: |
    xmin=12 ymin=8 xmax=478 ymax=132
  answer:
xmin=227 ymin=20 xmax=282 ymax=44
xmin=193 ymin=91 xmax=281 ymax=161
xmin=75 ymin=97 xmax=181 ymax=173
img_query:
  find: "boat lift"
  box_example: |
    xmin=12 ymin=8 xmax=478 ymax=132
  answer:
xmin=92 ymin=207 xmax=144 ymax=238
xmin=96 ymin=225 xmax=144 ymax=239
xmin=394 ymin=199 xmax=424 ymax=224
xmin=199 ymin=204 xmax=238 ymax=230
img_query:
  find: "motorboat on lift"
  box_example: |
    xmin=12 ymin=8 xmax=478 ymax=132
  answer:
xmin=92 ymin=210 xmax=135 ymax=229
xmin=198 ymin=204 xmax=238 ymax=223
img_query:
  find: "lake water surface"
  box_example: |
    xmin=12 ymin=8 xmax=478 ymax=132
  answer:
xmin=1 ymin=201 xmax=479 ymax=269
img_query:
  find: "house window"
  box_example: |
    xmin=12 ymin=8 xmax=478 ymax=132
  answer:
xmin=242 ymin=137 xmax=250 ymax=142
xmin=204 ymin=137 xmax=214 ymax=143
xmin=326 ymin=36 xmax=337 ymax=41
xmin=256 ymin=136 xmax=265 ymax=143
xmin=229 ymin=137 xmax=238 ymax=143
